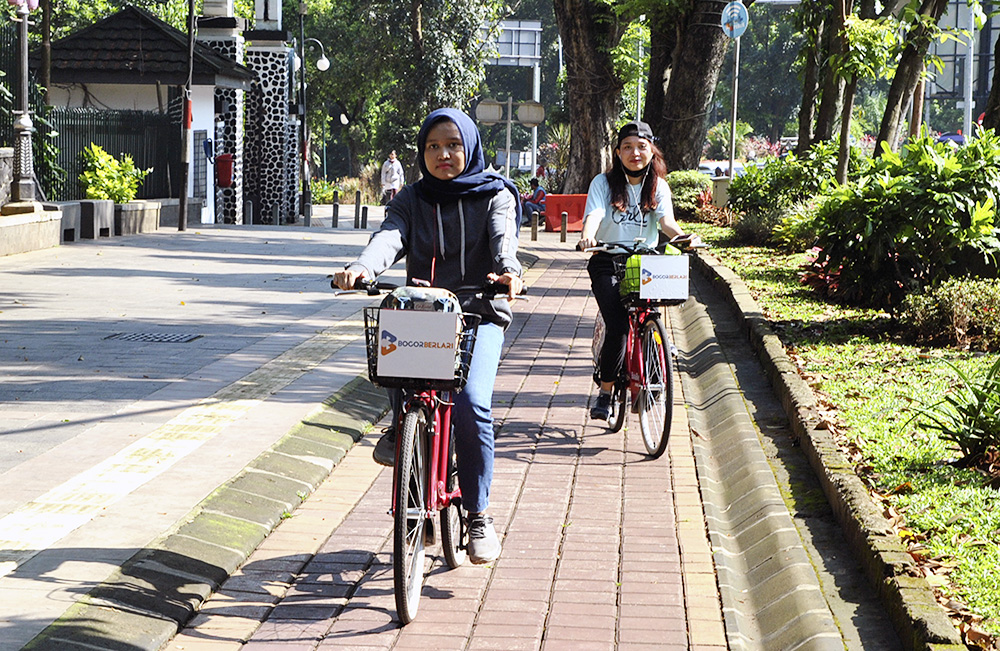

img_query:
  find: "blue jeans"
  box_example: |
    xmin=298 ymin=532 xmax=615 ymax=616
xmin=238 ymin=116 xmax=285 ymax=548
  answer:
xmin=389 ymin=321 xmax=503 ymax=514
xmin=521 ymin=201 xmax=544 ymax=225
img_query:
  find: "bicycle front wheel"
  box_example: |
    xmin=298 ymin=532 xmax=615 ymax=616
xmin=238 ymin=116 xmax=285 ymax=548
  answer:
xmin=637 ymin=317 xmax=674 ymax=458
xmin=440 ymin=428 xmax=467 ymax=568
xmin=393 ymin=408 xmax=428 ymax=624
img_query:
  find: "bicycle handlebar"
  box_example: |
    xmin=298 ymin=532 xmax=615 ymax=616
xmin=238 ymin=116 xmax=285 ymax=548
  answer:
xmin=332 ymin=277 xmax=528 ymax=299
xmin=580 ymin=234 xmax=707 ymax=255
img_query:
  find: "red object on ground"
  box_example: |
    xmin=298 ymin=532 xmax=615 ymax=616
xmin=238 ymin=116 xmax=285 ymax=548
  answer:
xmin=544 ymin=194 xmax=587 ymax=232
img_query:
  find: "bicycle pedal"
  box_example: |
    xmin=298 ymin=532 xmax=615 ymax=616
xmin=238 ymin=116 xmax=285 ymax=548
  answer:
xmin=423 ymin=518 xmax=437 ymax=546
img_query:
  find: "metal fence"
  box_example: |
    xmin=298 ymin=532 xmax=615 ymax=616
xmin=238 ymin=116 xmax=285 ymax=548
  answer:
xmin=3 ymin=23 xmax=181 ymax=202
xmin=47 ymin=107 xmax=180 ymax=201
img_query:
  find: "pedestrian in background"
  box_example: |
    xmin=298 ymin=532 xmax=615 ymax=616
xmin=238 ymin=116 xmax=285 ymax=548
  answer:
xmin=333 ymin=108 xmax=523 ymax=564
xmin=520 ymin=177 xmax=546 ymax=226
xmin=380 ymin=150 xmax=404 ymax=205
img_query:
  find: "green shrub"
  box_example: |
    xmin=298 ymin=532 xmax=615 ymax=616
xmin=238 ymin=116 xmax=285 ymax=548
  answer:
xmin=704 ymin=120 xmax=752 ymax=160
xmin=728 ymin=140 xmax=841 ymax=219
xmin=332 ymin=175 xmax=379 ymax=205
xmin=667 ymin=170 xmax=711 ymax=220
xmin=733 ymin=204 xmax=785 ymax=245
xmin=910 ymin=356 xmax=1000 ymax=464
xmin=311 ymin=178 xmax=339 ymax=204
xmin=78 ymin=143 xmax=150 ymax=203
xmin=772 ymin=200 xmax=821 ymax=250
xmin=899 ymin=278 xmax=1000 ymax=351
xmin=808 ymin=131 xmax=1000 ymax=308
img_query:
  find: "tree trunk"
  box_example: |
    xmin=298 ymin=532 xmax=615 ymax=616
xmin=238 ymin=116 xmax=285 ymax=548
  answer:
xmin=795 ymin=19 xmax=822 ymax=154
xmin=875 ymin=0 xmax=949 ymax=152
xmin=643 ymin=10 xmax=677 ymax=138
xmin=835 ymin=0 xmax=853 ymax=184
xmin=659 ymin=0 xmax=730 ymax=172
xmin=552 ymin=0 xmax=625 ymax=193
xmin=837 ymin=75 xmax=857 ymax=184
xmin=814 ymin=12 xmax=845 ymax=142
xmin=909 ymin=73 xmax=925 ymax=137
xmin=982 ymin=31 xmax=1000 ymax=131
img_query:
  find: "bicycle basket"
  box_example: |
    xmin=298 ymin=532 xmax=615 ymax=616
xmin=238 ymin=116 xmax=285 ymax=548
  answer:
xmin=616 ymin=253 xmax=690 ymax=306
xmin=364 ymin=307 xmax=481 ymax=390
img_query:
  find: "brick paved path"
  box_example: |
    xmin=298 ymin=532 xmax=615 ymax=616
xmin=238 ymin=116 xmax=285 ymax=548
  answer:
xmin=164 ymin=240 xmax=726 ymax=651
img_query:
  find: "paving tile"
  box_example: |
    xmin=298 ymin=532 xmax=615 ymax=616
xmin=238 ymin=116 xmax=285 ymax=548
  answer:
xmin=151 ymin=239 xmax=733 ymax=651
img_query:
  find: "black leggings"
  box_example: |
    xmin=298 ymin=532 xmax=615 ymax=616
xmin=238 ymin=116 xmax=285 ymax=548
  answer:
xmin=588 ymin=253 xmax=629 ymax=384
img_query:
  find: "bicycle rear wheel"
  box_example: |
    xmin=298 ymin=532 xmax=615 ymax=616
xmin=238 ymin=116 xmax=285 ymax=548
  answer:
xmin=393 ymin=408 xmax=428 ymax=624
xmin=637 ymin=317 xmax=674 ymax=458
xmin=608 ymin=381 xmax=628 ymax=433
xmin=441 ymin=429 xmax=467 ymax=568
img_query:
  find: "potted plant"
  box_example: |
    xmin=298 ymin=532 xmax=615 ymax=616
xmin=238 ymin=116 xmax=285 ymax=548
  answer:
xmin=79 ymin=143 xmax=157 ymax=236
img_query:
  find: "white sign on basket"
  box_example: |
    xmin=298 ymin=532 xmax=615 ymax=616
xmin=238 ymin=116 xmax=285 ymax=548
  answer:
xmin=375 ymin=310 xmax=462 ymax=381
xmin=639 ymin=255 xmax=690 ymax=301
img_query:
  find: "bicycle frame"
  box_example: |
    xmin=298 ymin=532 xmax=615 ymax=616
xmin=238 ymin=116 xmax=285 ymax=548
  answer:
xmin=392 ymin=389 xmax=460 ymax=517
xmin=623 ymin=305 xmax=660 ymax=405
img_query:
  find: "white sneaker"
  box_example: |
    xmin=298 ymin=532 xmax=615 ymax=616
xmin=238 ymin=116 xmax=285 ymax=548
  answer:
xmin=467 ymin=513 xmax=501 ymax=564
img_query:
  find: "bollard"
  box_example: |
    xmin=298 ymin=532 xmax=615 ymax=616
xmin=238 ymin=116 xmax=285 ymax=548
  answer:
xmin=332 ymin=191 xmax=339 ymax=227
xmin=560 ymin=211 xmax=568 ymax=243
xmin=361 ymin=205 xmax=368 ymax=229
xmin=354 ymin=190 xmax=361 ymax=228
xmin=243 ymin=200 xmax=253 ymax=225
xmin=531 ymin=210 xmax=539 ymax=242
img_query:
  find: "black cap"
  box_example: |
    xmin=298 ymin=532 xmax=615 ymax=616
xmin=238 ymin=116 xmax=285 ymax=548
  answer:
xmin=616 ymin=120 xmax=654 ymax=146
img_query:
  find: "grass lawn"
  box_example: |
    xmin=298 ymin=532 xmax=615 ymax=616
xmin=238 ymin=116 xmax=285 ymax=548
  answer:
xmin=686 ymin=222 xmax=1000 ymax=642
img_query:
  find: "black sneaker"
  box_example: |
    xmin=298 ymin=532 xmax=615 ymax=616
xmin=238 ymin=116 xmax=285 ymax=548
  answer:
xmin=372 ymin=428 xmax=395 ymax=467
xmin=467 ymin=513 xmax=501 ymax=564
xmin=590 ymin=392 xmax=612 ymax=421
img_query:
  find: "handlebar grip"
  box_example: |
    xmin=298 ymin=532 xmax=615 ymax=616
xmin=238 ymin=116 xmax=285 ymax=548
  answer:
xmin=481 ymin=280 xmax=528 ymax=297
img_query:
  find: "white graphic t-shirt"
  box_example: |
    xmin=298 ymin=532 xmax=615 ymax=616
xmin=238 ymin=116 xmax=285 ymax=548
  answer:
xmin=584 ymin=173 xmax=673 ymax=252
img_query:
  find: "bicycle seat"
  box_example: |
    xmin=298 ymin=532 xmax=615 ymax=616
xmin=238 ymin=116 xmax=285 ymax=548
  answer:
xmin=380 ymin=286 xmax=463 ymax=313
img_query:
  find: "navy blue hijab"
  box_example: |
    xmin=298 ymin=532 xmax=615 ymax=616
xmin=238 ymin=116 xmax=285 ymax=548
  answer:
xmin=414 ymin=108 xmax=518 ymax=202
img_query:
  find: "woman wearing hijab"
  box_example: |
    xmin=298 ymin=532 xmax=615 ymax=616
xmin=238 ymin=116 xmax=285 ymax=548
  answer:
xmin=333 ymin=108 xmax=523 ymax=564
xmin=577 ymin=120 xmax=697 ymax=422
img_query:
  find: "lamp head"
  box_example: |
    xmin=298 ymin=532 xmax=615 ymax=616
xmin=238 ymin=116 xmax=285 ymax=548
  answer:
xmin=316 ymin=55 xmax=330 ymax=71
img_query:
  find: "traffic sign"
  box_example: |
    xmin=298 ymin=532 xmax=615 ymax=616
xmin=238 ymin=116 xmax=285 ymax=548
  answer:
xmin=721 ymin=1 xmax=749 ymax=39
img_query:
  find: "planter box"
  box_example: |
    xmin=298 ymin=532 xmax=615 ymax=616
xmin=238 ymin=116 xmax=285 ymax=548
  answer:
xmin=0 ymin=208 xmax=61 ymax=256
xmin=79 ymin=200 xmax=114 ymax=239
xmin=114 ymin=200 xmax=161 ymax=235
xmin=156 ymin=198 xmax=204 ymax=228
xmin=44 ymin=201 xmax=81 ymax=242
xmin=543 ymin=194 xmax=586 ymax=232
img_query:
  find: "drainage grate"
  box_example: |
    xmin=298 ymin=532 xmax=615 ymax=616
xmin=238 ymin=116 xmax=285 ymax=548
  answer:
xmin=104 ymin=333 xmax=203 ymax=343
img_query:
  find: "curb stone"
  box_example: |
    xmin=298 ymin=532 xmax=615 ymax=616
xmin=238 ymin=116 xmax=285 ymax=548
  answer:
xmin=672 ymin=296 xmax=843 ymax=650
xmin=691 ymin=251 xmax=967 ymax=651
xmin=24 ymin=376 xmax=389 ymax=651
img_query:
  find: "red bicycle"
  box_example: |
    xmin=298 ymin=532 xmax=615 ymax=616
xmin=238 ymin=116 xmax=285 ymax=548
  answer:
xmin=586 ymin=239 xmax=694 ymax=458
xmin=347 ymin=279 xmax=522 ymax=624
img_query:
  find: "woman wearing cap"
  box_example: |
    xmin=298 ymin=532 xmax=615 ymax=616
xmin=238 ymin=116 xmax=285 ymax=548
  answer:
xmin=578 ymin=120 xmax=696 ymax=422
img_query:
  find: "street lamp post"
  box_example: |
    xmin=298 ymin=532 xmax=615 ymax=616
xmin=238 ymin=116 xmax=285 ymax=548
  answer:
xmin=7 ymin=0 xmax=39 ymax=209
xmin=475 ymin=98 xmax=545 ymax=177
xmin=297 ymin=2 xmax=329 ymax=227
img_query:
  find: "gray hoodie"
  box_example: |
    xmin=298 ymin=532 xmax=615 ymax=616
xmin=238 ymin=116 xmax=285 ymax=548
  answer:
xmin=347 ymin=184 xmax=522 ymax=329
